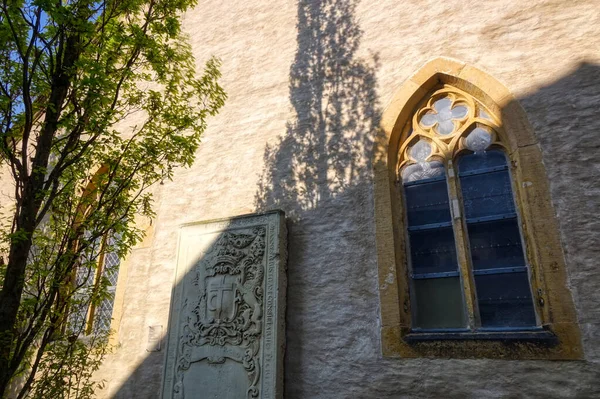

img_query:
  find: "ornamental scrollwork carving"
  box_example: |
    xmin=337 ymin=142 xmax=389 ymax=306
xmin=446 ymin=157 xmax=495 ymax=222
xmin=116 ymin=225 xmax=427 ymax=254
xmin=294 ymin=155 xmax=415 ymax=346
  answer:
xmin=174 ymin=226 xmax=266 ymax=399
xmin=397 ymin=86 xmax=507 ymax=182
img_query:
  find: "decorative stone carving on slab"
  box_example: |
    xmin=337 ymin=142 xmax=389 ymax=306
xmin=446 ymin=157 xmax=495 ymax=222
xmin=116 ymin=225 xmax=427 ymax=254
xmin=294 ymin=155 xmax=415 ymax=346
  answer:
xmin=161 ymin=211 xmax=287 ymax=399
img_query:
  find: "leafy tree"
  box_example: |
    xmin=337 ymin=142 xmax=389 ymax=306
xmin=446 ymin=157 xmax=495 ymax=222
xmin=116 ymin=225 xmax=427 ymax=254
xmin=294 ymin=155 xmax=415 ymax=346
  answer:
xmin=0 ymin=0 xmax=226 ymax=396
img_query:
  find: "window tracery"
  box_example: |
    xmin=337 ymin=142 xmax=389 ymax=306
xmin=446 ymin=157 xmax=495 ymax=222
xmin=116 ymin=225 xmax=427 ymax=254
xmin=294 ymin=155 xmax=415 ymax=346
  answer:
xmin=398 ymin=87 xmax=502 ymax=174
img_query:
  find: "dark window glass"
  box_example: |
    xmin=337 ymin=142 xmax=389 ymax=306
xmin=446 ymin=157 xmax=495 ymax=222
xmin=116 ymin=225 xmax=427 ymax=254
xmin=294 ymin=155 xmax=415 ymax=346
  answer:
xmin=413 ymin=277 xmax=466 ymax=329
xmin=467 ymin=219 xmax=525 ymax=270
xmin=409 ymin=227 xmax=458 ymax=275
xmin=458 ymin=150 xmax=507 ymax=173
xmin=459 ymin=151 xmax=537 ymax=328
xmin=405 ymin=179 xmax=451 ymax=226
xmin=474 ymin=272 xmax=537 ymax=327
xmin=403 ymin=164 xmax=466 ymax=330
xmin=460 ymin=170 xmax=515 ymax=219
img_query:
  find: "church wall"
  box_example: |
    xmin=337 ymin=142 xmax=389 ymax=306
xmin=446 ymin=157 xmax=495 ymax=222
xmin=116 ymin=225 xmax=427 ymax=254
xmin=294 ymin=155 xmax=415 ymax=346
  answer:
xmin=91 ymin=0 xmax=600 ymax=397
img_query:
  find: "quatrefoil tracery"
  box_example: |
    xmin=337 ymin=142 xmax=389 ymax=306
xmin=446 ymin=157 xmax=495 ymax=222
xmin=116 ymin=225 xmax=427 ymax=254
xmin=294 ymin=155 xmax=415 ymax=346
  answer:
xmin=398 ymin=86 xmax=505 ymax=181
xmin=419 ymin=96 xmax=469 ymax=135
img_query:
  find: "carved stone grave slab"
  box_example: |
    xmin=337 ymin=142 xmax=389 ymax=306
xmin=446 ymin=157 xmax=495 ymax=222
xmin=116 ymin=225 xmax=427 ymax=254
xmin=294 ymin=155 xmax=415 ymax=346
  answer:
xmin=161 ymin=211 xmax=287 ymax=399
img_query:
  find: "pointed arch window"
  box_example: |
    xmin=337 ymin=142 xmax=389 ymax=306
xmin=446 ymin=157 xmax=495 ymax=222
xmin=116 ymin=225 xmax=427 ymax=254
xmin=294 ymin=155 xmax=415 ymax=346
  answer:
xmin=400 ymin=88 xmax=537 ymax=331
xmin=69 ymin=232 xmax=121 ymax=336
xmin=375 ymin=58 xmax=581 ymax=358
xmin=67 ymin=170 xmax=125 ymax=337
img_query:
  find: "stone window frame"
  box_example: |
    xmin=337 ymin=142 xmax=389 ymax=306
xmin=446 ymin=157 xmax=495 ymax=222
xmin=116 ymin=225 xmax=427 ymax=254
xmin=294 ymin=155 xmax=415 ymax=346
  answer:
xmin=373 ymin=57 xmax=582 ymax=359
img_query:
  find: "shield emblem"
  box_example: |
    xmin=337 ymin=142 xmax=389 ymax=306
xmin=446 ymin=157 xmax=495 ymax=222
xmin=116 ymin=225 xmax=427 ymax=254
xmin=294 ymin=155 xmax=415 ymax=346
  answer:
xmin=206 ymin=275 xmax=237 ymax=321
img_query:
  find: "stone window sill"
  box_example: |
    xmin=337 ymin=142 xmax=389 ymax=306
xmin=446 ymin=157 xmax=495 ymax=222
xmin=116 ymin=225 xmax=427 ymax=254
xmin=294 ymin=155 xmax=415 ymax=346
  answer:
xmin=404 ymin=327 xmax=558 ymax=345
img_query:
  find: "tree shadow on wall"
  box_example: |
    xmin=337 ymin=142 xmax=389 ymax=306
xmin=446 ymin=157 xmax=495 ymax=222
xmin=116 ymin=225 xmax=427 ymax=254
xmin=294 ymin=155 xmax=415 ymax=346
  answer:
xmin=255 ymin=0 xmax=379 ymax=220
xmin=254 ymin=0 xmax=380 ymax=397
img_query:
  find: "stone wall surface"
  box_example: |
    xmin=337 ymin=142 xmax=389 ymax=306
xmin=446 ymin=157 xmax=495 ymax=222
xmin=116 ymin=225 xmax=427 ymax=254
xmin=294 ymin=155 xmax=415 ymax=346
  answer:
xmin=86 ymin=0 xmax=600 ymax=397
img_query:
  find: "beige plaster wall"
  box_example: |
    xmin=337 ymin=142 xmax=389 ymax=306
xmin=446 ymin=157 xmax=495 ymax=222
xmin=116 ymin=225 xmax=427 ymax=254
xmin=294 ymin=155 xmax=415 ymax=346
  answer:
xmin=89 ymin=0 xmax=600 ymax=397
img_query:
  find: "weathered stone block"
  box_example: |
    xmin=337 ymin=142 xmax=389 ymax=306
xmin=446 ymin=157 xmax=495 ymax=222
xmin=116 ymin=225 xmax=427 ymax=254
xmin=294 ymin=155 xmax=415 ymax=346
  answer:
xmin=161 ymin=211 xmax=287 ymax=399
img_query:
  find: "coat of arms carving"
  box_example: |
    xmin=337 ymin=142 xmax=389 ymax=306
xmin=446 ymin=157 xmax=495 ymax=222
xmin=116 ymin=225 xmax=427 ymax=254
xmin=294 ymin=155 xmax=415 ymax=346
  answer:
xmin=174 ymin=227 xmax=266 ymax=398
xmin=162 ymin=212 xmax=286 ymax=399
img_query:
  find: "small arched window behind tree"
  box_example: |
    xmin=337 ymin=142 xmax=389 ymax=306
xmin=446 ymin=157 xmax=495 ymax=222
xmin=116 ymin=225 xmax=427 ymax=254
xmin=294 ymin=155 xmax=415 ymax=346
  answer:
xmin=92 ymin=234 xmax=121 ymax=334
xmin=69 ymin=232 xmax=121 ymax=336
xmin=399 ymin=87 xmax=537 ymax=331
xmin=67 ymin=169 xmax=123 ymax=337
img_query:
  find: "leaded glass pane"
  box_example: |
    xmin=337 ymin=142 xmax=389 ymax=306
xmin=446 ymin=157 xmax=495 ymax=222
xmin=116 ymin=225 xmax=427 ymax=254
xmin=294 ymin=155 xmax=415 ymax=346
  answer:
xmin=413 ymin=277 xmax=466 ymax=329
xmin=436 ymin=119 xmax=455 ymax=135
xmin=67 ymin=301 xmax=89 ymax=334
xmin=68 ymin=234 xmax=101 ymax=334
xmin=94 ymin=233 xmax=121 ymax=333
xmin=409 ymin=139 xmax=432 ymax=162
xmin=434 ymin=97 xmax=453 ymax=113
xmin=409 ymin=227 xmax=458 ymax=275
xmin=405 ymin=179 xmax=451 ymax=226
xmin=75 ymin=263 xmax=96 ymax=287
xmin=474 ymin=272 xmax=536 ymax=327
xmin=68 ymin=232 xmax=121 ymax=335
xmin=477 ymin=108 xmax=492 ymax=121
xmin=451 ymin=104 xmax=468 ymax=119
xmin=103 ymin=250 xmax=120 ymax=286
xmin=420 ymin=112 xmax=437 ymax=127
xmin=467 ymin=219 xmax=525 ymax=270
xmin=94 ymin=293 xmax=116 ymax=334
xmin=75 ymin=233 xmax=102 ymax=287
xmin=458 ymin=150 xmax=506 ymax=173
xmin=460 ymin=170 xmax=515 ymax=219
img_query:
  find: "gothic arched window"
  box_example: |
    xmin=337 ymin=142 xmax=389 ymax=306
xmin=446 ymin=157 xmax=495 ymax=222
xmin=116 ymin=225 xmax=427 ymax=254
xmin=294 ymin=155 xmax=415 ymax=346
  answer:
xmin=68 ymin=169 xmax=125 ymax=337
xmin=374 ymin=58 xmax=582 ymax=359
xmin=400 ymin=90 xmax=536 ymax=330
xmin=70 ymin=232 xmax=121 ymax=335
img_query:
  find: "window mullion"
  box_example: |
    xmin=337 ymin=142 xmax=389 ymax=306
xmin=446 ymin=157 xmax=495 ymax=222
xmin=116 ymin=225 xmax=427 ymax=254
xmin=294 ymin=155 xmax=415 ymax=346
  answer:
xmin=446 ymin=160 xmax=479 ymax=329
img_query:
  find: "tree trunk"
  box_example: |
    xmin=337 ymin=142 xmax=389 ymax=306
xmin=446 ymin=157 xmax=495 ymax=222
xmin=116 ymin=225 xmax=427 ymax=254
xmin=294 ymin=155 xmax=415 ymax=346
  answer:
xmin=0 ymin=30 xmax=82 ymax=396
xmin=0 ymin=227 xmax=35 ymax=397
